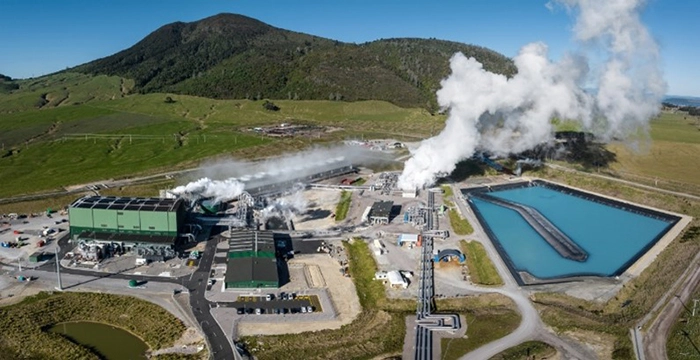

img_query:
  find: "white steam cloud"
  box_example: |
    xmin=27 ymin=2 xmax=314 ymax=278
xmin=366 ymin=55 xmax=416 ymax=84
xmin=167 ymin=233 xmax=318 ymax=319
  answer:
xmin=171 ymin=145 xmax=391 ymax=204
xmin=398 ymin=0 xmax=665 ymax=190
xmin=170 ymin=178 xmax=245 ymax=204
xmin=261 ymin=189 xmax=308 ymax=222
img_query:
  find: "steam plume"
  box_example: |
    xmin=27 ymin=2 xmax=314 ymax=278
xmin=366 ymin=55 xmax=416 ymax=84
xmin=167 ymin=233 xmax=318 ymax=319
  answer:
xmin=172 ymin=145 xmax=389 ymax=205
xmin=261 ymin=188 xmax=308 ymax=221
xmin=170 ymin=178 xmax=244 ymax=204
xmin=398 ymin=0 xmax=665 ymax=190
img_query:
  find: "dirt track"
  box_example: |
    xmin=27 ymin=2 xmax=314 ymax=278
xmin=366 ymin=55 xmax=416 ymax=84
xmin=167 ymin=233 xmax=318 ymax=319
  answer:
xmin=643 ymin=255 xmax=700 ymax=359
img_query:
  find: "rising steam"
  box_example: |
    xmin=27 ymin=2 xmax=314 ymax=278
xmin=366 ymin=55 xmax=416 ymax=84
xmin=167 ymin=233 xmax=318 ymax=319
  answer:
xmin=260 ymin=188 xmax=308 ymax=221
xmin=398 ymin=0 xmax=665 ymax=190
xmin=171 ymin=145 xmax=390 ymax=205
xmin=170 ymin=178 xmax=245 ymax=204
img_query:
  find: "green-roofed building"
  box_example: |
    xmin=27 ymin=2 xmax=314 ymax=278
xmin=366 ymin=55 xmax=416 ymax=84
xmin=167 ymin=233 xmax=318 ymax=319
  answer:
xmin=224 ymin=230 xmax=279 ymax=288
xmin=68 ymin=196 xmax=186 ymax=260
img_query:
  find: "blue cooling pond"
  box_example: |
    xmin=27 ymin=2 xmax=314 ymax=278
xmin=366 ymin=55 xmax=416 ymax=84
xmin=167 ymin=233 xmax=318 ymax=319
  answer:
xmin=468 ymin=185 xmax=675 ymax=280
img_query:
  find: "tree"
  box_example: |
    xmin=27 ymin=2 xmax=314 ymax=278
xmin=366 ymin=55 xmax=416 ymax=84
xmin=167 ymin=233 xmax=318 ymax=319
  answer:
xmin=263 ymin=100 xmax=280 ymax=111
xmin=164 ymin=96 xmax=175 ymax=104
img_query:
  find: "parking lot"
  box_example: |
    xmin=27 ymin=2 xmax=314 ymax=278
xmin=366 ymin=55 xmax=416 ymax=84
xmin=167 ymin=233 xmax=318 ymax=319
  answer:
xmin=221 ymin=293 xmax=322 ymax=315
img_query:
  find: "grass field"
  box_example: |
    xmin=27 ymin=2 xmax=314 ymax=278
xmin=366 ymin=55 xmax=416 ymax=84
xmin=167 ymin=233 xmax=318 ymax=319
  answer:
xmin=441 ymin=184 xmax=454 ymax=198
xmin=437 ymin=295 xmax=520 ymax=360
xmin=603 ymin=111 xmax=700 ymax=193
xmin=460 ymin=240 xmax=503 ymax=286
xmin=0 ymin=89 xmax=442 ymax=199
xmin=448 ymin=208 xmax=474 ymax=235
xmin=334 ymin=190 xmax=352 ymax=222
xmin=0 ymin=291 xmax=187 ymax=360
xmin=489 ymin=341 xmax=557 ymax=360
xmin=242 ymin=239 xmax=520 ymax=359
xmin=666 ymin=283 xmax=700 ymax=358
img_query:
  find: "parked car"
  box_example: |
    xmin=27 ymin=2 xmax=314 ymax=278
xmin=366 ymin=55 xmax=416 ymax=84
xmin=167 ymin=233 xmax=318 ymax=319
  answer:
xmin=301 ymin=306 xmax=307 ymax=313
xmin=265 ymin=294 xmax=273 ymax=301
xmin=307 ymin=306 xmax=314 ymax=313
xmin=255 ymin=308 xmax=262 ymax=315
xmin=237 ymin=308 xmax=244 ymax=315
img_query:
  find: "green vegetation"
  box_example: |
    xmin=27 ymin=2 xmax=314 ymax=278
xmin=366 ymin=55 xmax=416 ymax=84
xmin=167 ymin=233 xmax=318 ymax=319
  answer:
xmin=460 ymin=240 xmax=503 ymax=286
xmin=240 ymin=240 xmax=411 ymax=360
xmin=667 ymin=283 xmax=700 ymax=358
xmin=72 ymin=13 xmax=515 ymax=109
xmin=441 ymin=184 xmax=453 ymax=197
xmin=0 ymin=292 xmax=187 ymax=360
xmin=0 ymin=93 xmax=443 ymax=198
xmin=438 ymin=295 xmax=521 ymax=360
xmin=489 ymin=341 xmax=557 ymax=360
xmin=606 ymin=111 xmax=700 ymax=195
xmin=442 ymin=184 xmax=474 ymax=236
xmin=448 ymin=208 xmax=474 ymax=235
xmin=242 ymin=240 xmax=519 ymax=360
xmin=334 ymin=190 xmax=352 ymax=222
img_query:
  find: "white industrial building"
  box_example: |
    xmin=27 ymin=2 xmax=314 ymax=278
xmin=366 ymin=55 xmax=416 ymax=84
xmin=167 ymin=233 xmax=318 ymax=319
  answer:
xmin=397 ymin=233 xmax=421 ymax=247
xmin=374 ymin=270 xmax=408 ymax=289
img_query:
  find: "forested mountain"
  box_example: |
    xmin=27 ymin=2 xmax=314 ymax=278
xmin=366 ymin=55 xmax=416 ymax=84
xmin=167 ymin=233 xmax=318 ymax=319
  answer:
xmin=74 ymin=13 xmax=516 ymax=109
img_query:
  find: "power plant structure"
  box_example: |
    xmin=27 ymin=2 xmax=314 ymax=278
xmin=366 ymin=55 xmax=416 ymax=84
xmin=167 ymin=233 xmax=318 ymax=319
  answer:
xmin=68 ymin=157 xmax=357 ymax=263
xmin=68 ymin=196 xmax=188 ymax=261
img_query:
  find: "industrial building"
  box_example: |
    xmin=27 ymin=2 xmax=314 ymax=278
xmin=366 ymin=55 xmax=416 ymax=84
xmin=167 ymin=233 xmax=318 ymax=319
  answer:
xmin=369 ymin=201 xmax=394 ymax=225
xmin=68 ymin=196 xmax=186 ymax=260
xmin=397 ymin=233 xmax=422 ymax=247
xmin=224 ymin=230 xmax=279 ymax=288
xmin=235 ymin=157 xmax=355 ymax=197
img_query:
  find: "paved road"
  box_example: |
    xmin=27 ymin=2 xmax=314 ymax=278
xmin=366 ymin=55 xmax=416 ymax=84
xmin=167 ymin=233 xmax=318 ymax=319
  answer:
xmin=182 ymin=237 xmax=235 ymax=360
xmin=24 ymin=235 xmax=236 ymax=360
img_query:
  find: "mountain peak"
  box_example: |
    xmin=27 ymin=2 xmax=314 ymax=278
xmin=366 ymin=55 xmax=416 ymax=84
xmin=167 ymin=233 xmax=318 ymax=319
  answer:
xmin=74 ymin=14 xmax=515 ymax=108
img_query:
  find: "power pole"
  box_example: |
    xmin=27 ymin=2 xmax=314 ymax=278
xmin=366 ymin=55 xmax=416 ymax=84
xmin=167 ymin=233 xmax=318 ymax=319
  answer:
xmin=56 ymin=245 xmax=63 ymax=290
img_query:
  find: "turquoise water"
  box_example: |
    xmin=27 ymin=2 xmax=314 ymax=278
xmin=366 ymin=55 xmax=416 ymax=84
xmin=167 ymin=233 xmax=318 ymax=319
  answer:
xmin=470 ymin=186 xmax=673 ymax=279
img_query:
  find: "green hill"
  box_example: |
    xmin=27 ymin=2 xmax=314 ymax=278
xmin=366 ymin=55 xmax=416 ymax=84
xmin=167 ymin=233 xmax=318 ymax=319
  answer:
xmin=73 ymin=13 xmax=516 ymax=110
xmin=0 ymin=73 xmax=19 ymax=94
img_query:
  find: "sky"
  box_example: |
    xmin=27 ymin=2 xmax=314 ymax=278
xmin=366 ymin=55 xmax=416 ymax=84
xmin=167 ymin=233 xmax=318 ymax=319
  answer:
xmin=0 ymin=0 xmax=697 ymax=97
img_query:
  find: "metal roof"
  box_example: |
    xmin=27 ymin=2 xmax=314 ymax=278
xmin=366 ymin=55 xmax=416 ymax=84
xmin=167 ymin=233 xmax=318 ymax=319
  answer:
xmin=227 ymin=230 xmax=276 ymax=254
xmin=70 ymin=196 xmax=183 ymax=212
xmin=370 ymin=201 xmax=394 ymax=219
xmin=224 ymin=256 xmax=279 ymax=285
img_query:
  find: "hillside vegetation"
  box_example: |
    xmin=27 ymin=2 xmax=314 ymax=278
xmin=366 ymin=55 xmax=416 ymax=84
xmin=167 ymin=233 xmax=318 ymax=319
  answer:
xmin=0 ymin=292 xmax=186 ymax=360
xmin=0 ymin=93 xmax=442 ymax=197
xmin=72 ymin=13 xmax=516 ymax=110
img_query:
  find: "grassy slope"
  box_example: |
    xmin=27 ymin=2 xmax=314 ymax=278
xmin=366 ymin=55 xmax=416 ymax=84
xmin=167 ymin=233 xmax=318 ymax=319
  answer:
xmin=606 ymin=111 xmax=700 ymax=192
xmin=489 ymin=341 xmax=557 ymax=360
xmin=334 ymin=190 xmax=352 ymax=221
xmin=0 ymin=90 xmax=442 ymax=198
xmin=437 ymin=296 xmax=520 ymax=360
xmin=460 ymin=240 xmax=503 ymax=286
xmin=0 ymin=292 xmax=186 ymax=360
xmin=666 ymin=282 xmax=700 ymax=358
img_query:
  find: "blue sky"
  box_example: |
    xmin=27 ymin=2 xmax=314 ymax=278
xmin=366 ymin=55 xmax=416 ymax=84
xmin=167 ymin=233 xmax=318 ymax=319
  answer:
xmin=0 ymin=0 xmax=697 ymax=96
